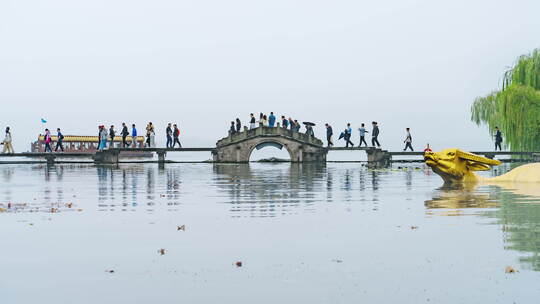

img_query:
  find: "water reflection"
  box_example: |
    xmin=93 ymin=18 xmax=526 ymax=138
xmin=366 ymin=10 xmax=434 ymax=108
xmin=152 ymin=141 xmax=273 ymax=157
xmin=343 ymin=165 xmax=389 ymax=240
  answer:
xmin=213 ymin=163 xmax=327 ymax=217
xmin=95 ymin=165 xmax=181 ymax=212
xmin=426 ymin=183 xmax=540 ymax=271
xmin=2 ymin=162 xmax=540 ymax=274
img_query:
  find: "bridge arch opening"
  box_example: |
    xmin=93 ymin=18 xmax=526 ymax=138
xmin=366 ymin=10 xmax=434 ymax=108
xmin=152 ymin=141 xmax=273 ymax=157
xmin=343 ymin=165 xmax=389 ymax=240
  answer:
xmin=248 ymin=141 xmax=293 ymax=162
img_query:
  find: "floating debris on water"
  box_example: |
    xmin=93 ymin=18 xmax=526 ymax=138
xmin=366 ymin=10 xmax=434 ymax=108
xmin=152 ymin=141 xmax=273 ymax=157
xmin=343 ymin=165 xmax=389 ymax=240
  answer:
xmin=158 ymin=248 xmax=166 ymax=255
xmin=177 ymin=225 xmax=185 ymax=231
xmin=235 ymin=261 xmax=243 ymax=267
xmin=505 ymin=266 xmax=518 ymax=273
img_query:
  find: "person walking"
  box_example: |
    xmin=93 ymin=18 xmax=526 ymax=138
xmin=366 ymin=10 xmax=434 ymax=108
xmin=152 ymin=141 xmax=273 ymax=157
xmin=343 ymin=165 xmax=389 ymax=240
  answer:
xmin=358 ymin=123 xmax=368 ymax=147
xmin=281 ymin=116 xmax=289 ymax=129
xmin=294 ymin=120 xmax=301 ymax=132
xmin=166 ymin=123 xmax=173 ymax=148
xmin=229 ymin=121 xmax=236 ymax=134
xmin=269 ymin=112 xmax=276 ymax=127
xmin=494 ymin=126 xmax=503 ymax=151
xmin=1 ymin=127 xmax=14 ymax=154
xmin=131 ymin=124 xmax=138 ymax=148
xmin=109 ymin=125 xmax=116 ymax=148
xmin=344 ymin=123 xmax=354 ymax=147
xmin=250 ymin=113 xmax=256 ymax=129
xmin=145 ymin=129 xmax=151 ymax=148
xmin=173 ymin=124 xmax=181 ymax=148
xmin=121 ymin=123 xmax=130 ymax=147
xmin=99 ymin=126 xmax=108 ymax=151
xmin=146 ymin=122 xmax=155 ymax=147
xmin=325 ymin=123 xmax=334 ymax=147
xmin=44 ymin=129 xmax=53 ymax=152
xmin=259 ymin=113 xmax=264 ymax=127
xmin=55 ymin=128 xmax=64 ymax=152
xmin=235 ymin=118 xmax=241 ymax=132
xmin=288 ymin=118 xmax=294 ymax=130
xmin=262 ymin=115 xmax=268 ymax=127
xmin=403 ymin=128 xmax=413 ymax=151
xmin=96 ymin=125 xmax=101 ymax=150
xmin=371 ymin=121 xmax=381 ymax=147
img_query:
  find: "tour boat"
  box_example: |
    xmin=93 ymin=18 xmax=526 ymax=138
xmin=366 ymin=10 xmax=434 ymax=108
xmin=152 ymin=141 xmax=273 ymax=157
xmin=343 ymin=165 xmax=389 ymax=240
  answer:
xmin=31 ymin=135 xmax=153 ymax=157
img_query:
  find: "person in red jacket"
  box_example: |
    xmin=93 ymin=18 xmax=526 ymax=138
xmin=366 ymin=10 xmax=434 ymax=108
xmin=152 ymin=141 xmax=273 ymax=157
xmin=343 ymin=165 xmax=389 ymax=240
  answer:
xmin=173 ymin=124 xmax=182 ymax=148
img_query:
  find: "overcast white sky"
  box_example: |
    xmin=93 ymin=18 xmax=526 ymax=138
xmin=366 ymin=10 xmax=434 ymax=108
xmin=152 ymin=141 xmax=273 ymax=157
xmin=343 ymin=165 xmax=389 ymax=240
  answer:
xmin=1 ymin=0 xmax=539 ymax=153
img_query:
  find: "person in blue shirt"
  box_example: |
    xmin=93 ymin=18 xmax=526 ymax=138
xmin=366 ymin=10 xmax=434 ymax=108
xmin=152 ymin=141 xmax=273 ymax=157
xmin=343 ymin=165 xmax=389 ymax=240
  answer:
xmin=55 ymin=128 xmax=64 ymax=152
xmin=131 ymin=124 xmax=138 ymax=148
xmin=268 ymin=112 xmax=276 ymax=127
xmin=344 ymin=123 xmax=354 ymax=147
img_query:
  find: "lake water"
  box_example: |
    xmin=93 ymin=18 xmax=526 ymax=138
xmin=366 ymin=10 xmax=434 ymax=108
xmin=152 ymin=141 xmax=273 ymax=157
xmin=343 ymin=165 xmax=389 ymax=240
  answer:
xmin=1 ymin=162 xmax=539 ymax=303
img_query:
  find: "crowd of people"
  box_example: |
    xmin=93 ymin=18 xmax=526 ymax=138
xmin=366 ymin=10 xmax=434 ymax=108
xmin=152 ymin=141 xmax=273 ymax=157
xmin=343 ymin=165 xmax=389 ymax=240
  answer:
xmin=95 ymin=122 xmax=182 ymax=151
xmin=228 ymin=112 xmax=310 ymax=135
xmin=0 ymin=119 xmax=506 ymax=154
xmin=323 ymin=122 xmax=427 ymax=152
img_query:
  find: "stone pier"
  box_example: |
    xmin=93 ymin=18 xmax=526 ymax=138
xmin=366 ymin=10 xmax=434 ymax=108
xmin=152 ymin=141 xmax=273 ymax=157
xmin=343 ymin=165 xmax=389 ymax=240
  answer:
xmin=94 ymin=150 xmax=120 ymax=164
xmin=366 ymin=148 xmax=391 ymax=168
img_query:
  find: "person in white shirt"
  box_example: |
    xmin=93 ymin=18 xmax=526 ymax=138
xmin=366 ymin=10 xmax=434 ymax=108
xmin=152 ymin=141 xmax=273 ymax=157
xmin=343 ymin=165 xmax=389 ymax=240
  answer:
xmin=358 ymin=123 xmax=368 ymax=147
xmin=2 ymin=127 xmax=14 ymax=154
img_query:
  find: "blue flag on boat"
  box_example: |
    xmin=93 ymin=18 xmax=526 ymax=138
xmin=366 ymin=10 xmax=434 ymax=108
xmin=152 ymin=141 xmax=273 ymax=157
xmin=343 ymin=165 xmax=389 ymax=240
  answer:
xmin=41 ymin=118 xmax=47 ymax=123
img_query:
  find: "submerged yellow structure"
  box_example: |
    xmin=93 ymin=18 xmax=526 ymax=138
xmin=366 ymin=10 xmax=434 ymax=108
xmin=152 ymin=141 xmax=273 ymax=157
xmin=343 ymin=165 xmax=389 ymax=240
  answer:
xmin=424 ymin=148 xmax=540 ymax=185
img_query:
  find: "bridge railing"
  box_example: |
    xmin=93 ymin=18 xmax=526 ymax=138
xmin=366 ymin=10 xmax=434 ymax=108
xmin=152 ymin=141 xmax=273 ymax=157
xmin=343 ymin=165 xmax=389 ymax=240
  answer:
xmin=216 ymin=126 xmax=323 ymax=147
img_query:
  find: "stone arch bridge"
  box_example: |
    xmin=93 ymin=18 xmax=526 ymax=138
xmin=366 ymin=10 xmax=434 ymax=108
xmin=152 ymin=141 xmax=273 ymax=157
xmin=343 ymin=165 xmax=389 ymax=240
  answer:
xmin=213 ymin=127 xmax=327 ymax=162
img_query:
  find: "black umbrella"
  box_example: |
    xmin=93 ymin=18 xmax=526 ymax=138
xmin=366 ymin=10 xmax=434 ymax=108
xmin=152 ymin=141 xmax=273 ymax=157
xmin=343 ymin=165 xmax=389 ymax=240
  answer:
xmin=302 ymin=122 xmax=316 ymax=126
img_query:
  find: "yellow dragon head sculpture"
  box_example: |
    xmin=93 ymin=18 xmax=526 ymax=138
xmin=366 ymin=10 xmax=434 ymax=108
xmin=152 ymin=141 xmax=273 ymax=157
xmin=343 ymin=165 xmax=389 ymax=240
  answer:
xmin=424 ymin=148 xmax=501 ymax=185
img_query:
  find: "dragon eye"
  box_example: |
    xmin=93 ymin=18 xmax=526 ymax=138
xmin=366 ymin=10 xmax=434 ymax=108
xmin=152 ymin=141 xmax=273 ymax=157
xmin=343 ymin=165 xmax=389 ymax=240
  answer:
xmin=447 ymin=152 xmax=455 ymax=156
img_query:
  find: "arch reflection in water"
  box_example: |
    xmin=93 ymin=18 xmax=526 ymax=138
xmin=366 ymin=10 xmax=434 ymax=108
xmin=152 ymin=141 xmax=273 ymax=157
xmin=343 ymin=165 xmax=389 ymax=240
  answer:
xmin=213 ymin=163 xmax=326 ymax=217
xmin=426 ymin=183 xmax=540 ymax=271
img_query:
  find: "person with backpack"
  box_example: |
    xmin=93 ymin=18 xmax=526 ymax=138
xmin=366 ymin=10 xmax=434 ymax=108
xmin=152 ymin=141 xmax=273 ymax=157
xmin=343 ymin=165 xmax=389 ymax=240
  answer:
xmin=403 ymin=127 xmax=413 ymax=151
xmin=166 ymin=123 xmax=173 ymax=148
xmin=281 ymin=116 xmax=289 ymax=129
xmin=44 ymin=129 xmax=53 ymax=152
xmin=173 ymin=124 xmax=182 ymax=148
xmin=55 ymin=128 xmax=65 ymax=152
xmin=494 ymin=126 xmax=503 ymax=151
xmin=121 ymin=123 xmax=130 ymax=147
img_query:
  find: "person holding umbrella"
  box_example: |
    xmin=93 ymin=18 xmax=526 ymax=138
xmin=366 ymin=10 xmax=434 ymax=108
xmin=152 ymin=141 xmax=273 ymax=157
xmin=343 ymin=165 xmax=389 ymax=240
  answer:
xmin=303 ymin=122 xmax=315 ymax=137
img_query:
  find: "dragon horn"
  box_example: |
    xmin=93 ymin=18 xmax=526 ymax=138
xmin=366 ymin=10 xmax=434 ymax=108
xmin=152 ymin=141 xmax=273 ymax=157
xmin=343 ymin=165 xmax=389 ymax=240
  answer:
xmin=457 ymin=150 xmax=502 ymax=166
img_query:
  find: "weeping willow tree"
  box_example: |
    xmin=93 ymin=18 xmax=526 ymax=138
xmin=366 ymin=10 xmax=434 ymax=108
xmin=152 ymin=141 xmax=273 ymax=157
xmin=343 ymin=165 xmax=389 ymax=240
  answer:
xmin=471 ymin=49 xmax=540 ymax=151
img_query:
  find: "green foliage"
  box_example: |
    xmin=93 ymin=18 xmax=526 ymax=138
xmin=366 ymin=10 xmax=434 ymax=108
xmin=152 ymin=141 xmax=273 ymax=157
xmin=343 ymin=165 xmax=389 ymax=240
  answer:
xmin=471 ymin=49 xmax=540 ymax=151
